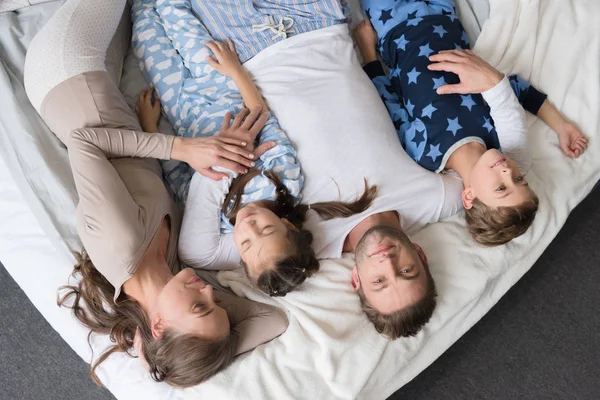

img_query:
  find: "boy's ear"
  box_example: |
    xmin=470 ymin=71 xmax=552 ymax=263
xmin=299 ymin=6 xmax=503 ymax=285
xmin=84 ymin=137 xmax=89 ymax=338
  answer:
xmin=282 ymin=218 xmax=299 ymax=231
xmin=412 ymin=243 xmax=427 ymax=264
xmin=462 ymin=187 xmax=475 ymax=210
xmin=351 ymin=266 xmax=360 ymax=291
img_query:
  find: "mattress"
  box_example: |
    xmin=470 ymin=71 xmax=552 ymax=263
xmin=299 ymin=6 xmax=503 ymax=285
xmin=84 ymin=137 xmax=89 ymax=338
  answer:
xmin=1 ymin=0 xmax=599 ymax=399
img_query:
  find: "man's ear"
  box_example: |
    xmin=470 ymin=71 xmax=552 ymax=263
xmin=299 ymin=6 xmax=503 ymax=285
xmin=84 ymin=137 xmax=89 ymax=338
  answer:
xmin=151 ymin=315 xmax=165 ymax=340
xmin=281 ymin=218 xmax=299 ymax=231
xmin=351 ymin=265 xmax=360 ymax=291
xmin=462 ymin=187 xmax=475 ymax=210
xmin=413 ymin=243 xmax=428 ymax=264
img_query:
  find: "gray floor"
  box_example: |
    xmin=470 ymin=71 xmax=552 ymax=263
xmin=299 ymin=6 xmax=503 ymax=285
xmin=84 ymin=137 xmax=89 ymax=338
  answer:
xmin=1 ymin=188 xmax=599 ymax=400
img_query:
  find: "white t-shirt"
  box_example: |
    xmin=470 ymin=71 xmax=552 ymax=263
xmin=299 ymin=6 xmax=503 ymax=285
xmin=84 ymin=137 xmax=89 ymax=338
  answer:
xmin=179 ymin=24 xmax=529 ymax=266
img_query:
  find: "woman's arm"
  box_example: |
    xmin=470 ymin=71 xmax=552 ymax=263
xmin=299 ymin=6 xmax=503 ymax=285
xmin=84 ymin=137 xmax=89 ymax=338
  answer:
xmin=205 ymin=40 xmax=269 ymax=113
xmin=214 ymin=290 xmax=288 ymax=355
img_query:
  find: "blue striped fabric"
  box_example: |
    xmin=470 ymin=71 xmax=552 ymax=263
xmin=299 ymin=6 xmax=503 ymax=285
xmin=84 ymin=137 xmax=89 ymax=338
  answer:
xmin=191 ymin=0 xmax=350 ymax=62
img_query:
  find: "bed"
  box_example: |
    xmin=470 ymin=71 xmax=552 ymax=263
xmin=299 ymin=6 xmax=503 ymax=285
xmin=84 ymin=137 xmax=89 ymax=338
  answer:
xmin=0 ymin=0 xmax=599 ymax=399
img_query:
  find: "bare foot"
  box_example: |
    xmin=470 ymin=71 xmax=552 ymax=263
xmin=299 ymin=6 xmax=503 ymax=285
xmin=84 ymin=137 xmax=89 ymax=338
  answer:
xmin=354 ymin=19 xmax=378 ymax=63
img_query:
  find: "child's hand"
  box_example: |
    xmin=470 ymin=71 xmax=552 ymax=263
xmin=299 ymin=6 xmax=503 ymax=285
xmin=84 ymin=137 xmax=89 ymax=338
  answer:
xmin=135 ymin=87 xmax=161 ymax=132
xmin=206 ymin=39 xmax=244 ymax=79
xmin=557 ymin=122 xmax=588 ymax=158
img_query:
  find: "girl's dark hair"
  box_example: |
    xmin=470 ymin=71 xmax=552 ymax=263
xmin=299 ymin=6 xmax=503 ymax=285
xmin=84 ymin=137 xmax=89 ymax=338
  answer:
xmin=224 ymin=169 xmax=377 ymax=296
xmin=58 ymin=251 xmax=238 ymax=387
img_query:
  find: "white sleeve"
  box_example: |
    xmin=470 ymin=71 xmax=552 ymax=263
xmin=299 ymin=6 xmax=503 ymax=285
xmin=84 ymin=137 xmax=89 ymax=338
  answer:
xmin=178 ymin=171 xmax=241 ymax=270
xmin=482 ymin=76 xmax=532 ymax=174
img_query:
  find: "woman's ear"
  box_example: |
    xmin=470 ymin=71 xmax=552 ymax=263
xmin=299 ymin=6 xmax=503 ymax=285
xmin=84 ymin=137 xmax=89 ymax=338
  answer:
xmin=151 ymin=315 xmax=165 ymax=340
xmin=281 ymin=218 xmax=299 ymax=231
xmin=134 ymin=328 xmax=150 ymax=371
xmin=462 ymin=187 xmax=475 ymax=210
xmin=351 ymin=266 xmax=361 ymax=291
xmin=412 ymin=243 xmax=428 ymax=264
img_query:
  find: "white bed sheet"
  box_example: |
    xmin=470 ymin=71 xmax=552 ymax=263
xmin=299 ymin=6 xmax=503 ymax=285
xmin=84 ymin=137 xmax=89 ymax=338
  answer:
xmin=0 ymin=0 xmax=599 ymax=400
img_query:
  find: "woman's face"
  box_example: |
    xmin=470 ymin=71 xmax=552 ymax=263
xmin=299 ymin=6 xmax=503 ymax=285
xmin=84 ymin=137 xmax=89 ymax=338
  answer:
xmin=233 ymin=203 xmax=291 ymax=279
xmin=154 ymin=268 xmax=230 ymax=340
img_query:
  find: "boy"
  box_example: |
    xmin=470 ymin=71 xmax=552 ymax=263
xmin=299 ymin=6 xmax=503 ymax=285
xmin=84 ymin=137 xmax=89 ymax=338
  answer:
xmin=355 ymin=0 xmax=587 ymax=245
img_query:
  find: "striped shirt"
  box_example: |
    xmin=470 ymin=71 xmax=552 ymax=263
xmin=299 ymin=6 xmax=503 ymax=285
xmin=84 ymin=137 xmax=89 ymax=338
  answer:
xmin=190 ymin=0 xmax=350 ymax=62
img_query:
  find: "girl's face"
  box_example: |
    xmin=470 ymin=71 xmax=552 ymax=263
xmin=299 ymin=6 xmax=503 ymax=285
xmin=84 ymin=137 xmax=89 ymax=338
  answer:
xmin=233 ymin=203 xmax=291 ymax=279
xmin=467 ymin=149 xmax=533 ymax=209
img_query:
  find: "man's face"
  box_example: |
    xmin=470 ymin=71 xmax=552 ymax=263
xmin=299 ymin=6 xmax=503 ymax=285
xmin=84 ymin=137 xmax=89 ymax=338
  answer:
xmin=352 ymin=226 xmax=428 ymax=315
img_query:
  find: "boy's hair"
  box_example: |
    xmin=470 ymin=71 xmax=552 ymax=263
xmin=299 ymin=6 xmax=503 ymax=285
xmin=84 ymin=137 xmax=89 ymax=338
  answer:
xmin=226 ymin=170 xmax=377 ymax=296
xmin=358 ymin=260 xmax=437 ymax=339
xmin=465 ymin=194 xmax=540 ymax=246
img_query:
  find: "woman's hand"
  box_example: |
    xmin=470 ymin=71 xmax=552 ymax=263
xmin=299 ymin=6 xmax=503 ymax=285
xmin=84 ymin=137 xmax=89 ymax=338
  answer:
xmin=206 ymin=39 xmax=244 ymax=79
xmin=136 ymin=87 xmax=161 ymax=132
xmin=170 ymin=107 xmax=274 ymax=181
xmin=219 ymin=105 xmax=275 ymax=155
xmin=428 ymin=50 xmax=504 ymax=95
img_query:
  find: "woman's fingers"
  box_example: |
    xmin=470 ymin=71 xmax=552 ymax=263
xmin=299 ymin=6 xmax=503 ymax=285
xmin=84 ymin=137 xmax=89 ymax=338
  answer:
xmin=221 ymin=143 xmax=255 ymax=161
xmin=241 ymin=105 xmax=263 ymax=130
xmin=200 ymin=168 xmax=229 ymax=181
xmin=218 ymin=136 xmax=247 ymax=147
xmin=218 ymin=148 xmax=255 ymax=168
xmin=217 ymin=157 xmax=249 ymax=174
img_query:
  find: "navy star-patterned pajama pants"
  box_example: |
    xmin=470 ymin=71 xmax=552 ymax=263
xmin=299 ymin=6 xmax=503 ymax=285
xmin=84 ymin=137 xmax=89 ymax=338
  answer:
xmin=360 ymin=0 xmax=547 ymax=172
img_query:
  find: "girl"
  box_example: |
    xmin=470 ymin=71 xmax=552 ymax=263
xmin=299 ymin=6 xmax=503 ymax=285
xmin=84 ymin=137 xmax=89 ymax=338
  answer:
xmin=24 ymin=0 xmax=287 ymax=387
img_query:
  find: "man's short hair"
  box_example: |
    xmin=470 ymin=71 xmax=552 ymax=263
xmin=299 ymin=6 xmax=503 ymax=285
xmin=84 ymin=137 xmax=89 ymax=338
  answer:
xmin=358 ymin=260 xmax=437 ymax=339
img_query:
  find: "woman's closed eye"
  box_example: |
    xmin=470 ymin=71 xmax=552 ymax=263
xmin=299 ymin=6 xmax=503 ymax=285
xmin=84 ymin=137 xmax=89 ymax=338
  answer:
xmin=192 ymin=302 xmax=207 ymax=313
xmin=241 ymin=239 xmax=251 ymax=252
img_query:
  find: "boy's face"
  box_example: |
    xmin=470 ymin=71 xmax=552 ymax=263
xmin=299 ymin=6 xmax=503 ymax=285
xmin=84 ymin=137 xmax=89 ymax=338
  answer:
xmin=352 ymin=226 xmax=428 ymax=315
xmin=466 ymin=149 xmax=534 ymax=209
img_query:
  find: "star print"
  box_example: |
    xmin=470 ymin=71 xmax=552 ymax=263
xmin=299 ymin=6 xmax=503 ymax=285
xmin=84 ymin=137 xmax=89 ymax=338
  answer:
xmin=365 ymin=8 xmax=371 ymax=20
xmin=461 ymin=31 xmax=470 ymax=46
xmin=483 ymin=117 xmax=494 ymax=132
xmin=433 ymin=25 xmax=448 ymax=38
xmin=421 ymin=103 xmax=438 ymax=118
xmin=384 ymin=83 xmax=394 ymax=95
xmin=406 ymin=11 xmax=423 ymax=26
xmin=404 ymin=99 xmax=415 ymax=117
xmin=454 ymin=42 xmax=463 ymax=50
xmin=412 ymin=128 xmax=426 ymax=147
xmin=432 ymin=76 xmax=447 ymax=90
xmin=407 ymin=67 xmax=421 ymax=84
xmin=418 ymin=43 xmax=434 ymax=58
xmin=442 ymin=9 xmax=456 ymax=22
xmin=394 ymin=34 xmax=410 ymax=51
xmin=390 ymin=67 xmax=401 ymax=79
xmin=460 ymin=95 xmax=477 ymax=111
xmin=426 ymin=144 xmax=443 ymax=162
xmin=379 ymin=9 xmax=393 ymax=25
xmin=446 ymin=117 xmax=463 ymax=136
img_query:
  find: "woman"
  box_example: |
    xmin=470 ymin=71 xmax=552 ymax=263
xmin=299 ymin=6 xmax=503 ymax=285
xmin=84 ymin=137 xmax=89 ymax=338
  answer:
xmin=24 ymin=0 xmax=287 ymax=387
